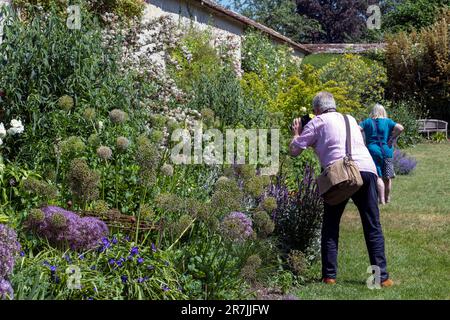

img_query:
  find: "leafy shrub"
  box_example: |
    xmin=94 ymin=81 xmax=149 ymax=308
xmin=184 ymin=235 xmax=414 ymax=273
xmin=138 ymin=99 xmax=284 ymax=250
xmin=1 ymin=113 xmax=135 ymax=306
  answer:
xmin=383 ymin=99 xmax=424 ymax=148
xmin=12 ymin=0 xmax=145 ymax=21
xmin=393 ymin=149 xmax=418 ymax=175
xmin=431 ymin=132 xmax=448 ymax=143
xmin=318 ymin=54 xmax=387 ymax=110
xmin=0 ymin=6 xmax=150 ymax=167
xmin=271 ymin=64 xmax=361 ymax=123
xmin=385 ymin=9 xmax=450 ymax=123
xmin=241 ymin=31 xmax=301 ymax=76
xmin=188 ymin=67 xmax=267 ymax=127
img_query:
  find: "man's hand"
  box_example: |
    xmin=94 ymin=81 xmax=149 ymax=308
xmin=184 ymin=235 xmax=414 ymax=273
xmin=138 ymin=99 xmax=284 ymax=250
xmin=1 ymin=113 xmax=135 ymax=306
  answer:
xmin=291 ymin=118 xmax=303 ymax=136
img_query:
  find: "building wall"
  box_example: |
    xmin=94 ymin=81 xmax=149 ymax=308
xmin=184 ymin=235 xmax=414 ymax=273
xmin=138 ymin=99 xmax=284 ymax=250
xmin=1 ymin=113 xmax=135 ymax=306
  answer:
xmin=145 ymin=0 xmax=243 ymax=74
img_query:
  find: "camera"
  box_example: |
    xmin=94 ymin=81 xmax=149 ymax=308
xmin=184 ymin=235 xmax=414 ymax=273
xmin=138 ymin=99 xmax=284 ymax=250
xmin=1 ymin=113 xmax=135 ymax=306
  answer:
xmin=301 ymin=114 xmax=312 ymax=128
xmin=290 ymin=114 xmax=313 ymax=133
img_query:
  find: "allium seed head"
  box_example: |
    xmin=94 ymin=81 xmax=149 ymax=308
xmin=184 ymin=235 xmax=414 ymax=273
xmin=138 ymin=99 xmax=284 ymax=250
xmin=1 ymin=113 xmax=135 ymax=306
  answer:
xmin=97 ymin=146 xmax=113 ymax=160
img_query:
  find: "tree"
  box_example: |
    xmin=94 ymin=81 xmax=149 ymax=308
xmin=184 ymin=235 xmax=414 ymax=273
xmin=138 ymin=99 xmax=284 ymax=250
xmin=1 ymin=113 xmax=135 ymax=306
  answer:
xmin=229 ymin=0 xmax=323 ymax=43
xmin=382 ymin=0 xmax=450 ymax=33
xmin=295 ymin=0 xmax=372 ymax=43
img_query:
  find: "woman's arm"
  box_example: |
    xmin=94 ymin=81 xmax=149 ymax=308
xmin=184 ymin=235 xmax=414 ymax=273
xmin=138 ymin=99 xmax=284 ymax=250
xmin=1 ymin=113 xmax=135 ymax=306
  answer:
xmin=388 ymin=123 xmax=405 ymax=147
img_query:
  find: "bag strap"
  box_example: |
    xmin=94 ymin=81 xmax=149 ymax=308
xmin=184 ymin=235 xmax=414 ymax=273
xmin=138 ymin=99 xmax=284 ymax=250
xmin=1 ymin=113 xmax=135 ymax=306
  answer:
xmin=343 ymin=114 xmax=353 ymax=160
xmin=372 ymin=119 xmax=387 ymax=158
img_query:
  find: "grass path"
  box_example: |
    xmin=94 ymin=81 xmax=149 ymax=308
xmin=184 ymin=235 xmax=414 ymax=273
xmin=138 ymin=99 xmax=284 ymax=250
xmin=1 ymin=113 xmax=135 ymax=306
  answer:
xmin=295 ymin=143 xmax=450 ymax=300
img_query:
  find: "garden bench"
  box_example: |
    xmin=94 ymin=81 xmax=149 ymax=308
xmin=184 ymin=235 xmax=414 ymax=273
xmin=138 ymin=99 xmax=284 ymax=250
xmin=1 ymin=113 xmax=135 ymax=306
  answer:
xmin=417 ymin=119 xmax=448 ymax=139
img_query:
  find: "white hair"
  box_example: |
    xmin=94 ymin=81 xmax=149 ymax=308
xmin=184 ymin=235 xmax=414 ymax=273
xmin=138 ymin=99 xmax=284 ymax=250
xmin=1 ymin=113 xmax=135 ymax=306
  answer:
xmin=312 ymin=91 xmax=336 ymax=113
xmin=370 ymin=103 xmax=388 ymax=119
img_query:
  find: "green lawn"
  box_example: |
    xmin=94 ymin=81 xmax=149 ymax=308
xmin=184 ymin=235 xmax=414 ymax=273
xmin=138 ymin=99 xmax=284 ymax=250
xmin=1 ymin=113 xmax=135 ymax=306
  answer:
xmin=295 ymin=143 xmax=450 ymax=300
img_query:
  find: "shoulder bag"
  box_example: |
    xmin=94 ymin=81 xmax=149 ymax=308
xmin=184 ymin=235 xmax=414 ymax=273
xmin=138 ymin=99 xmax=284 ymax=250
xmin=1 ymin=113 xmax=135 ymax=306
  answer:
xmin=317 ymin=115 xmax=364 ymax=206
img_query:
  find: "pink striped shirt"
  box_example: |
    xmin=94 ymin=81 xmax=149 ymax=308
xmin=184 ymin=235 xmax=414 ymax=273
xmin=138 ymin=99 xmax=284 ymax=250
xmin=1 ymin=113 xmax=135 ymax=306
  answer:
xmin=292 ymin=112 xmax=377 ymax=175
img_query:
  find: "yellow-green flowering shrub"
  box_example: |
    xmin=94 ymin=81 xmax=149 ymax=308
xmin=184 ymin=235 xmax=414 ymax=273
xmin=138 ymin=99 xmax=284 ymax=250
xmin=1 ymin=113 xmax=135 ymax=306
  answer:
xmin=318 ymin=54 xmax=387 ymax=107
xmin=271 ymin=65 xmax=362 ymax=122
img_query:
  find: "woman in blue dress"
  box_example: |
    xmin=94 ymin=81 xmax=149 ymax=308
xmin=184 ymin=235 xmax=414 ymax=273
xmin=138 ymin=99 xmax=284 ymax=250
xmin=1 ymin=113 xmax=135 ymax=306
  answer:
xmin=360 ymin=104 xmax=404 ymax=205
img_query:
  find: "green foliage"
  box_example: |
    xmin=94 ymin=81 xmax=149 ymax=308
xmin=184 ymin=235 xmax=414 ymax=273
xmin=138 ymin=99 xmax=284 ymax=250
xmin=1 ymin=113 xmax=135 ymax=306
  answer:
xmin=385 ymin=9 xmax=450 ymax=123
xmin=242 ymin=31 xmax=302 ymax=76
xmin=431 ymin=132 xmax=448 ymax=143
xmin=170 ymin=28 xmax=223 ymax=92
xmin=301 ymin=53 xmax=341 ymax=69
xmin=188 ymin=66 xmax=267 ymax=127
xmin=382 ymin=0 xmax=450 ymax=33
xmin=230 ymin=0 xmax=322 ymax=43
xmin=271 ymin=64 xmax=362 ymax=123
xmin=12 ymin=237 xmax=186 ymax=300
xmin=12 ymin=0 xmax=145 ymax=21
xmin=0 ymin=5 xmax=153 ymax=168
xmin=384 ymin=100 xmax=424 ymax=148
xmin=318 ymin=54 xmax=387 ymax=110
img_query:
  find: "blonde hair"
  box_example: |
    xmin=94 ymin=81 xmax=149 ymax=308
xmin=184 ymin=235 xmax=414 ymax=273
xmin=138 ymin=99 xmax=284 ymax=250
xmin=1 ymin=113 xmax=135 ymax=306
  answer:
xmin=370 ymin=103 xmax=388 ymax=119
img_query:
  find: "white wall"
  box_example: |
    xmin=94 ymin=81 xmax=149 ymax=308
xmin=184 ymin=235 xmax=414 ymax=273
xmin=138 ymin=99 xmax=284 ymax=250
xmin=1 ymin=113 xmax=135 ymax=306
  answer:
xmin=145 ymin=0 xmax=243 ymax=74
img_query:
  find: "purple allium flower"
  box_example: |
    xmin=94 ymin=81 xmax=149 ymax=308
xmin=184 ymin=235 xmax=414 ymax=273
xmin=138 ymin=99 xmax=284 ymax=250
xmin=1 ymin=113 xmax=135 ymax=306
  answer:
xmin=29 ymin=206 xmax=108 ymax=251
xmin=0 ymin=278 xmax=14 ymax=300
xmin=0 ymin=224 xmax=21 ymax=278
xmin=220 ymin=212 xmax=253 ymax=243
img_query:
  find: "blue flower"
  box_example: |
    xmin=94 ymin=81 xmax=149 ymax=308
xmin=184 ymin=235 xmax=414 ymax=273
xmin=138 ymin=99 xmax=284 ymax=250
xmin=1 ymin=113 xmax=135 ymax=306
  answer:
xmin=121 ymin=275 xmax=128 ymax=284
xmin=20 ymin=251 xmax=25 ymax=257
xmin=50 ymin=265 xmax=57 ymax=272
xmin=164 ymin=261 xmax=170 ymax=267
xmin=64 ymin=254 xmax=72 ymax=263
xmin=147 ymin=265 xmax=154 ymax=270
xmin=137 ymin=257 xmax=144 ymax=264
xmin=124 ymin=235 xmax=131 ymax=242
xmin=90 ymin=265 xmax=96 ymax=270
xmin=108 ymin=258 xmax=115 ymax=265
xmin=151 ymin=243 xmax=157 ymax=252
xmin=130 ymin=246 xmax=139 ymax=256
xmin=43 ymin=260 xmax=50 ymax=267
xmin=162 ymin=284 xmax=170 ymax=292
xmin=137 ymin=277 xmax=144 ymax=283
xmin=112 ymin=237 xmax=118 ymax=245
xmin=78 ymin=254 xmax=85 ymax=260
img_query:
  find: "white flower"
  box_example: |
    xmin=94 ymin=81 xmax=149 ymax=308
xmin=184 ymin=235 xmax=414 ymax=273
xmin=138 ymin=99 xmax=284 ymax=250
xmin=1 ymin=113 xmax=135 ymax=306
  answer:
xmin=0 ymin=123 xmax=6 ymax=138
xmin=98 ymin=121 xmax=104 ymax=130
xmin=300 ymin=107 xmax=307 ymax=113
xmin=7 ymin=119 xmax=24 ymax=135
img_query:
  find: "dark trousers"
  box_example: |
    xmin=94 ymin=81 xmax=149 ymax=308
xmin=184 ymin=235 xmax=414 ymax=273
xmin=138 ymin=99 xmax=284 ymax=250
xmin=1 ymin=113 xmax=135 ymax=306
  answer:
xmin=321 ymin=171 xmax=389 ymax=281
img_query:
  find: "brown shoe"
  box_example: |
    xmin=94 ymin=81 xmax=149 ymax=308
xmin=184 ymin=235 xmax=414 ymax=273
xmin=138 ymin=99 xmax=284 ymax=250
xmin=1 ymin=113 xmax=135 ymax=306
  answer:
xmin=381 ymin=279 xmax=394 ymax=287
xmin=322 ymin=278 xmax=336 ymax=285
